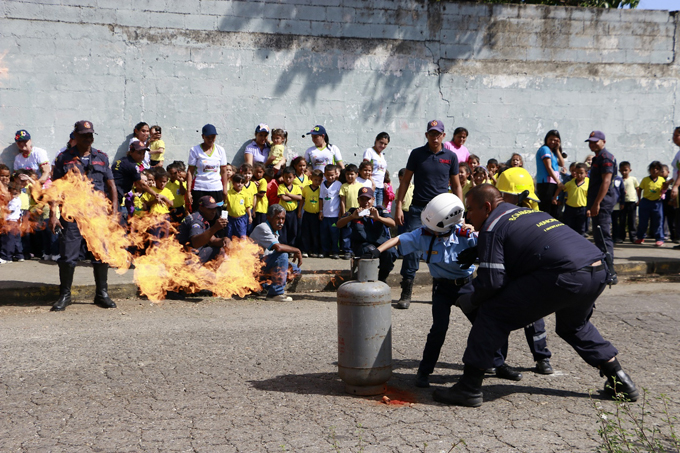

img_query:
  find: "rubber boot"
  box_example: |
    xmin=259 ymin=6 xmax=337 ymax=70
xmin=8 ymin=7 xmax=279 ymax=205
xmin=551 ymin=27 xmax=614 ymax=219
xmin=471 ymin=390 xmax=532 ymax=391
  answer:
xmin=433 ymin=365 xmax=485 ymax=407
xmin=601 ymin=358 xmax=639 ymax=402
xmin=51 ymin=263 xmax=75 ymax=312
xmin=395 ymin=279 xmax=413 ymax=309
xmin=93 ymin=263 xmax=117 ymax=309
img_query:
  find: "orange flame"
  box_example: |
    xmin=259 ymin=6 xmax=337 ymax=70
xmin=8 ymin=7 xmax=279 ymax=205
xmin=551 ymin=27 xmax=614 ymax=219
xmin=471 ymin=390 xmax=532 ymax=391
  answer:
xmin=134 ymin=236 xmax=264 ymax=302
xmin=39 ymin=170 xmax=132 ymax=272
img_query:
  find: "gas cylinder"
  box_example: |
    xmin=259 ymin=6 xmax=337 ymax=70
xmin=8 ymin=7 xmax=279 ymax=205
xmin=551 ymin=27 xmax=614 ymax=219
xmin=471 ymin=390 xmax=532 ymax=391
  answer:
xmin=337 ymin=258 xmax=392 ymax=395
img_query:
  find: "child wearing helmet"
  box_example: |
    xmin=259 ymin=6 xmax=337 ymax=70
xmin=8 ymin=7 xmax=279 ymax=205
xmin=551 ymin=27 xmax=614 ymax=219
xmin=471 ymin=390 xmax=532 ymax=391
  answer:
xmin=377 ymin=193 xmax=523 ymax=388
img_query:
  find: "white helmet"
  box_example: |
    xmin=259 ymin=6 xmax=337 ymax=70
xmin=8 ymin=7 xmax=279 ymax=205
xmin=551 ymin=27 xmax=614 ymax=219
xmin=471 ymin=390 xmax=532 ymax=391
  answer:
xmin=421 ymin=193 xmax=465 ymax=234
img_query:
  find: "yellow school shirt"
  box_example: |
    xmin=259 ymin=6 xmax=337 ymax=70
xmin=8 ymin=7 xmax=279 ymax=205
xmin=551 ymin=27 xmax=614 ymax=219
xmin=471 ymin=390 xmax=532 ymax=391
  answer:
xmin=226 ymin=188 xmax=252 ymax=217
xmin=141 ymin=187 xmax=174 ymax=215
xmin=339 ymin=181 xmax=363 ymax=210
xmin=461 ymin=180 xmax=472 ymax=200
xmin=165 ymin=180 xmax=187 ymax=208
xmin=253 ymin=178 xmax=268 ymax=214
xmin=19 ymin=191 xmax=30 ymax=211
xmin=149 ymin=139 xmax=166 ymax=161
xmin=301 ymin=185 xmax=321 ymax=214
xmin=402 ymin=184 xmax=414 ymax=212
xmin=564 ymin=178 xmax=589 ymax=208
xmin=292 ymin=174 xmax=310 ymax=189
xmin=640 ymin=176 xmax=665 ymax=201
xmin=277 ymin=183 xmax=302 ymax=212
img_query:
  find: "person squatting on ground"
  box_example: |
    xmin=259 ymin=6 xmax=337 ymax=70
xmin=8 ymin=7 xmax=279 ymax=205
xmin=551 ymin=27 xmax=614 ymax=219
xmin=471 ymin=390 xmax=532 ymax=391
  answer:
xmin=394 ymin=119 xmax=463 ymax=309
xmin=432 ymin=184 xmax=638 ymax=408
xmin=336 ymin=186 xmax=396 ymax=282
xmin=50 ymin=120 xmax=119 ymax=312
xmin=176 ymin=195 xmax=229 ymax=263
xmin=250 ymin=203 xmax=302 ymax=302
xmin=378 ymin=192 xmax=528 ymax=388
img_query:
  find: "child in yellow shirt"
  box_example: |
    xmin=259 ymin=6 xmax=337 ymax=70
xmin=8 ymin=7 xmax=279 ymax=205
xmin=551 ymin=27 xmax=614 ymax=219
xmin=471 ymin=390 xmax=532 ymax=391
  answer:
xmin=225 ymin=173 xmax=252 ymax=239
xmin=141 ymin=167 xmax=175 ymax=240
xmin=298 ymin=169 xmax=323 ymax=257
xmin=338 ymin=164 xmax=364 ymax=259
xmin=636 ymin=160 xmax=668 ymax=246
xmin=277 ymin=167 xmax=303 ymax=245
xmin=165 ymin=161 xmax=187 ymax=222
xmin=251 ymin=162 xmax=269 ymax=231
xmin=553 ymin=163 xmax=589 ymax=236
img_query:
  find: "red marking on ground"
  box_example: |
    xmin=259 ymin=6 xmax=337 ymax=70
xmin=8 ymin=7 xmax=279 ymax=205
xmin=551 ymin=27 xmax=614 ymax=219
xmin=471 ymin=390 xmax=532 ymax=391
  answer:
xmin=375 ymin=386 xmax=418 ymax=406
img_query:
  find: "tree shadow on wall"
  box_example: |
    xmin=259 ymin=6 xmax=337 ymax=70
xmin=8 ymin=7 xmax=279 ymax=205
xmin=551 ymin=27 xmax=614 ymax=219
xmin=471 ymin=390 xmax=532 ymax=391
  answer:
xmin=217 ymin=2 xmax=475 ymax=124
xmin=0 ymin=143 xmax=18 ymax=168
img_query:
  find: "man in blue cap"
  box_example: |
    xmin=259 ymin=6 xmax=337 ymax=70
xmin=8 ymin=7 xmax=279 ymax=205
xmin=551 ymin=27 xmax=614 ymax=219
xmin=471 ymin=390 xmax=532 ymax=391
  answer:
xmin=393 ymin=119 xmax=464 ymax=309
xmin=585 ymin=130 xmax=618 ymax=283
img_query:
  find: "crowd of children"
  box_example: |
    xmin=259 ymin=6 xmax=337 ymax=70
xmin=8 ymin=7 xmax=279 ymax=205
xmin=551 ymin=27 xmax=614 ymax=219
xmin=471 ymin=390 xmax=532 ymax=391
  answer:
xmin=3 ymin=124 xmax=680 ymax=263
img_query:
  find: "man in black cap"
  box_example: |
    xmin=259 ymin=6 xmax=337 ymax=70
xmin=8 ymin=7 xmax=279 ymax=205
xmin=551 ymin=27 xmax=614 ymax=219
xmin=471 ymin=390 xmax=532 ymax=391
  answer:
xmin=49 ymin=120 xmax=118 ymax=312
xmin=176 ymin=195 xmax=229 ymax=263
xmin=393 ymin=119 xmax=463 ymax=308
xmin=585 ymin=131 xmax=618 ymax=283
xmin=112 ymin=141 xmax=171 ymax=225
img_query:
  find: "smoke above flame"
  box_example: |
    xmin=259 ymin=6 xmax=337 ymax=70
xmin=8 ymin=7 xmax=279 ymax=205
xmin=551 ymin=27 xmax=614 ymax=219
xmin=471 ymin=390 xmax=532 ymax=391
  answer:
xmin=7 ymin=169 xmax=264 ymax=301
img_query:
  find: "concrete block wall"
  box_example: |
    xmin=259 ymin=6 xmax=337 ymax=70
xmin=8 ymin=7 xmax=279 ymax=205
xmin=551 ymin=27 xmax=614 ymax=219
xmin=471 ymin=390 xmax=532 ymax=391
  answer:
xmin=0 ymin=0 xmax=678 ymax=179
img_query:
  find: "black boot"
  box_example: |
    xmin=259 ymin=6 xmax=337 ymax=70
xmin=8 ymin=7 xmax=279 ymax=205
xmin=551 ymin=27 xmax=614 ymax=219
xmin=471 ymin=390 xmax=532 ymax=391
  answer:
xmin=601 ymin=358 xmax=639 ymax=402
xmin=496 ymin=364 xmax=523 ymax=381
xmin=433 ymin=365 xmax=485 ymax=407
xmin=395 ymin=279 xmax=413 ymax=309
xmin=93 ymin=264 xmax=117 ymax=309
xmin=51 ymin=263 xmax=75 ymax=312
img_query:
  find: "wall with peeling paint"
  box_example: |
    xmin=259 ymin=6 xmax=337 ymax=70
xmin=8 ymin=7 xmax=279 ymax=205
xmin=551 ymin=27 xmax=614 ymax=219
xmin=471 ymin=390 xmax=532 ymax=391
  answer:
xmin=0 ymin=0 xmax=678 ymax=180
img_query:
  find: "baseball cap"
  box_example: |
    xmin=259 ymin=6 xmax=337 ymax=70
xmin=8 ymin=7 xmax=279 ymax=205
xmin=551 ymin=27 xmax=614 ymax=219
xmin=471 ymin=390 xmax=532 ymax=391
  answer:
xmin=358 ymin=186 xmax=375 ymax=199
xmin=585 ymin=131 xmax=605 ymax=142
xmin=198 ymin=195 xmax=223 ymax=209
xmin=427 ymin=120 xmax=445 ymax=133
xmin=202 ymin=124 xmax=218 ymax=136
xmin=14 ymin=130 xmax=31 ymax=142
xmin=74 ymin=120 xmax=95 ymax=134
xmin=307 ymin=125 xmax=326 ymax=136
xmin=255 ymin=123 xmax=270 ymax=134
xmin=130 ymin=141 xmax=150 ymax=152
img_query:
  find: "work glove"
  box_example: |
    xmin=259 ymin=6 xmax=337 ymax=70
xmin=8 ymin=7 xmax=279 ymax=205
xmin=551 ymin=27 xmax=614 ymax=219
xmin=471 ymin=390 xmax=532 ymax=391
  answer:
xmin=360 ymin=244 xmax=381 ymax=259
xmin=457 ymin=246 xmax=478 ymax=269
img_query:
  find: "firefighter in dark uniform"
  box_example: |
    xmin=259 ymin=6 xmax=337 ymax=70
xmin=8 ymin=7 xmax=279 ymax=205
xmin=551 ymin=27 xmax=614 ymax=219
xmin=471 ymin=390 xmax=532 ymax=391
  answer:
xmin=433 ymin=184 xmax=638 ymax=407
xmin=49 ymin=120 xmax=118 ymax=312
xmin=176 ymin=195 xmax=229 ymax=263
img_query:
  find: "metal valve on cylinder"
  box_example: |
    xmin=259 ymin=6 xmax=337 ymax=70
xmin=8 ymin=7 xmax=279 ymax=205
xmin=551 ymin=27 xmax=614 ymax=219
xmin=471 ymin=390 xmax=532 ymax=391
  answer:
xmin=337 ymin=258 xmax=392 ymax=395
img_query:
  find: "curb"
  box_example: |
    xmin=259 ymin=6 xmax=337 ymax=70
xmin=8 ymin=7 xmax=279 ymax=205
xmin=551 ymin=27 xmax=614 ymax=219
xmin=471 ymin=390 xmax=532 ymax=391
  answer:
xmin=3 ymin=260 xmax=677 ymax=304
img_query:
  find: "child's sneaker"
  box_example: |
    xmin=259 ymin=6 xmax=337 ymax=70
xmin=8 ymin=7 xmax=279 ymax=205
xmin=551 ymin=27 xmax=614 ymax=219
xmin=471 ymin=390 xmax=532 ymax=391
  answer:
xmin=302 ymin=253 xmax=309 ymax=258
xmin=331 ymin=254 xmax=340 ymax=259
xmin=634 ymin=239 xmax=644 ymax=244
xmin=655 ymin=241 xmax=664 ymax=247
xmin=0 ymin=258 xmax=8 ymax=264
xmin=15 ymin=257 xmax=24 ymax=262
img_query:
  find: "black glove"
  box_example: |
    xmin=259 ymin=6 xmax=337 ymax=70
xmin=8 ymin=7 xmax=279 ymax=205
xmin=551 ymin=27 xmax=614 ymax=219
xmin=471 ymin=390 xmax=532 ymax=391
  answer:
xmin=457 ymin=246 xmax=478 ymax=269
xmin=360 ymin=244 xmax=381 ymax=259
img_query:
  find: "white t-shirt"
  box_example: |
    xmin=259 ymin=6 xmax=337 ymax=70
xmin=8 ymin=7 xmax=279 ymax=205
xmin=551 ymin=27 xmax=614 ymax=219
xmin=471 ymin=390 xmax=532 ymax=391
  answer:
xmin=671 ymin=149 xmax=680 ymax=181
xmin=356 ymin=177 xmax=373 ymax=189
xmin=188 ymin=144 xmax=227 ymax=192
xmin=6 ymin=197 xmax=21 ymax=221
xmin=304 ymin=144 xmax=342 ymax=171
xmin=362 ymin=147 xmax=387 ymax=189
xmin=320 ymin=180 xmax=342 ymax=217
xmin=129 ymin=137 xmax=150 ymax=169
xmin=14 ymin=147 xmax=49 ymax=176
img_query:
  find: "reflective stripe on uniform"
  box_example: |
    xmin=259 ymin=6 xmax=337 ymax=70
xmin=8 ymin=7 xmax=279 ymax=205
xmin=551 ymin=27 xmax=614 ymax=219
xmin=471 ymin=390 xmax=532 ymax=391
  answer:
xmin=479 ymin=262 xmax=504 ymax=269
xmin=533 ymin=333 xmax=547 ymax=342
xmin=485 ymin=207 xmax=519 ymax=232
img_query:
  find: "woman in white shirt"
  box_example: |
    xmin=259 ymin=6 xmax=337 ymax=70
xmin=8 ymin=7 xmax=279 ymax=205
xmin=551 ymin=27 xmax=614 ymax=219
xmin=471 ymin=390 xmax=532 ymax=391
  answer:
xmin=186 ymin=124 xmax=229 ymax=212
xmin=304 ymin=125 xmax=343 ymax=172
xmin=362 ymin=131 xmax=390 ymax=207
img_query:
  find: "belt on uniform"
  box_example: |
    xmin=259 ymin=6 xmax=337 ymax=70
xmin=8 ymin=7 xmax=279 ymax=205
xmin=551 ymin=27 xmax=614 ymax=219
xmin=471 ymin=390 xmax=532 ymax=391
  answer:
xmin=577 ymin=261 xmax=604 ymax=273
xmin=433 ymin=276 xmax=472 ymax=287
xmin=411 ymin=200 xmax=428 ymax=208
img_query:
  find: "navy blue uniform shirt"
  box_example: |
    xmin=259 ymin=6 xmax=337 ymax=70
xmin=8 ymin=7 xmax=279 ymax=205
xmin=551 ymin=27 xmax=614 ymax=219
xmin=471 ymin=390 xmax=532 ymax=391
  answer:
xmin=406 ymin=144 xmax=459 ymax=206
xmin=587 ymin=148 xmax=617 ymax=210
xmin=53 ymin=146 xmax=114 ymax=193
xmin=177 ymin=211 xmax=225 ymax=247
xmin=112 ymin=155 xmax=142 ymax=204
xmin=345 ymin=206 xmax=391 ymax=255
xmin=472 ymin=202 xmax=603 ymax=305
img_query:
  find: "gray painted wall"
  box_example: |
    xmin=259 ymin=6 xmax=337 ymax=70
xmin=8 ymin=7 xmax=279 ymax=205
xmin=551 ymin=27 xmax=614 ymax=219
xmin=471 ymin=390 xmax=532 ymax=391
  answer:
xmin=0 ymin=0 xmax=678 ymax=180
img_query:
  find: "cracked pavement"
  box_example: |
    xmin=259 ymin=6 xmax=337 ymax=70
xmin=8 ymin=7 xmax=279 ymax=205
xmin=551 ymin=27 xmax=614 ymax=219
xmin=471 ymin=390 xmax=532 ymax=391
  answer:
xmin=1 ymin=281 xmax=679 ymax=452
